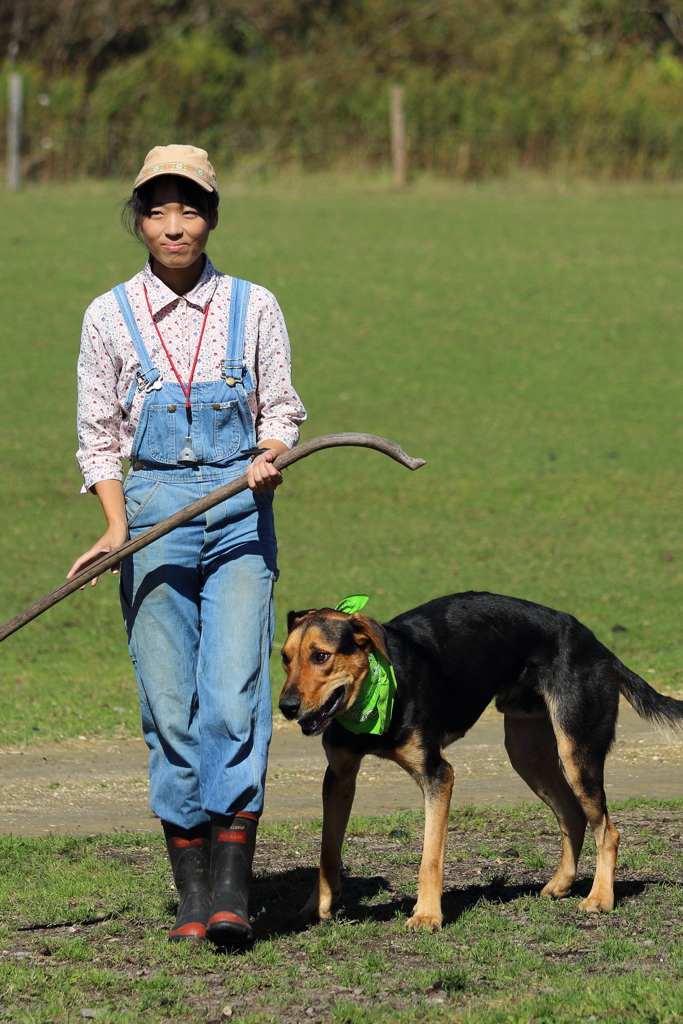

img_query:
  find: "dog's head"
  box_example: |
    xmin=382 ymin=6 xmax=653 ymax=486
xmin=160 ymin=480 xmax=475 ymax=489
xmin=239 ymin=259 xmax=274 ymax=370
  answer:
xmin=278 ymin=607 xmax=390 ymax=736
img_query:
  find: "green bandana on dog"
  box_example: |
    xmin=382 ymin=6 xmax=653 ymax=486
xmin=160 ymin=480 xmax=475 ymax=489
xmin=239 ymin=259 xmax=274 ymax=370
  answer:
xmin=333 ymin=595 xmax=397 ymax=735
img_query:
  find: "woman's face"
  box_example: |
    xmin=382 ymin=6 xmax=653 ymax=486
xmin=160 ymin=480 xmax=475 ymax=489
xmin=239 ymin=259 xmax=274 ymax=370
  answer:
xmin=140 ymin=179 xmax=218 ymax=272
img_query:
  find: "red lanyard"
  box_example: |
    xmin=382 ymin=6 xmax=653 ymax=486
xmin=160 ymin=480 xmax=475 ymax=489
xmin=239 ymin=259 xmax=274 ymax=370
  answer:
xmin=143 ymin=284 xmax=212 ymax=409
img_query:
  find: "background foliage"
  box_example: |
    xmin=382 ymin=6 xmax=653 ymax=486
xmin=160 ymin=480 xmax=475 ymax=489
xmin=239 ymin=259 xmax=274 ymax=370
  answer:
xmin=7 ymin=2 xmax=683 ymax=178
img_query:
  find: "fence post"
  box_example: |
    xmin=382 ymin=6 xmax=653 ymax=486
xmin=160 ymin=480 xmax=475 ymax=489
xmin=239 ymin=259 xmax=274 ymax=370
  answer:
xmin=390 ymin=84 xmax=406 ymax=189
xmin=456 ymin=141 xmax=470 ymax=180
xmin=7 ymin=45 xmax=22 ymax=192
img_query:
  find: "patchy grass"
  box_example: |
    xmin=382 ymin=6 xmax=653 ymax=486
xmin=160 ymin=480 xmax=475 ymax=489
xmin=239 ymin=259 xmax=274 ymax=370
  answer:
xmin=1 ymin=800 xmax=682 ymax=1021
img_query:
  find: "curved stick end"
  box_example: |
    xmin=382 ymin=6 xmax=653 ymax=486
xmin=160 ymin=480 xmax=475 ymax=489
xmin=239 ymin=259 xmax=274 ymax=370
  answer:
xmin=408 ymin=457 xmax=427 ymax=470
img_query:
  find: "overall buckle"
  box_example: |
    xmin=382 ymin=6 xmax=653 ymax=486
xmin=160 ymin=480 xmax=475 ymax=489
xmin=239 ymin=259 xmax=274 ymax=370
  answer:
xmin=220 ymin=361 xmax=242 ymax=387
xmin=136 ymin=370 xmax=163 ymax=393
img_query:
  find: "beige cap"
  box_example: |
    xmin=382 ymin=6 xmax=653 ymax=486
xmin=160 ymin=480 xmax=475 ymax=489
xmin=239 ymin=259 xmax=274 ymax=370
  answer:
xmin=133 ymin=144 xmax=218 ymax=193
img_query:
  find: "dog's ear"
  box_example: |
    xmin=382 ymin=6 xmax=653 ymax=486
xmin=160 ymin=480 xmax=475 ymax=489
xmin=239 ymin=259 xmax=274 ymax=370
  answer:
xmin=350 ymin=613 xmax=390 ymax=662
xmin=287 ymin=609 xmax=317 ymax=634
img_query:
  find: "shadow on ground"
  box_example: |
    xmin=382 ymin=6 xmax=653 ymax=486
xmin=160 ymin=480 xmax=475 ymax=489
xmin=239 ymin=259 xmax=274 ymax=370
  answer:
xmin=244 ymin=868 xmax=654 ymax=940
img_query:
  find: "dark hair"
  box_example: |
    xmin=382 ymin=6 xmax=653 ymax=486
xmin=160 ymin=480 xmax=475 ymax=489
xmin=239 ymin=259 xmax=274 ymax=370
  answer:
xmin=121 ymin=174 xmax=220 ymax=241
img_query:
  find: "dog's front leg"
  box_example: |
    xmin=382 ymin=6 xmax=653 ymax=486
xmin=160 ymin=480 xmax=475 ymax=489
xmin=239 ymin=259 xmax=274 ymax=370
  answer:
xmin=301 ymin=744 xmax=362 ymax=924
xmin=406 ymin=765 xmax=454 ymax=932
xmin=392 ymin=739 xmax=454 ymax=932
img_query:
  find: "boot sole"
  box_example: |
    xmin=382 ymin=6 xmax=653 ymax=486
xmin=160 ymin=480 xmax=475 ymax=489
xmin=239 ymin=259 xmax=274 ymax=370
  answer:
xmin=169 ymin=922 xmax=207 ymax=942
xmin=206 ymin=912 xmax=252 ymax=945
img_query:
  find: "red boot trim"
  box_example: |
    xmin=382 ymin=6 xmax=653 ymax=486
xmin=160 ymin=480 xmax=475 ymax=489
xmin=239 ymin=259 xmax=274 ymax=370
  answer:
xmin=171 ymin=837 xmax=204 ymax=848
xmin=169 ymin=921 xmax=207 ymax=938
xmin=210 ymin=811 xmax=260 ymax=823
xmin=207 ymin=911 xmax=251 ymax=930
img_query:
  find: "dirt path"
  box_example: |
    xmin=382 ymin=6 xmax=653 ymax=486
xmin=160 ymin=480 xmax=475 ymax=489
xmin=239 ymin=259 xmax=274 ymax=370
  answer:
xmin=0 ymin=702 xmax=681 ymax=836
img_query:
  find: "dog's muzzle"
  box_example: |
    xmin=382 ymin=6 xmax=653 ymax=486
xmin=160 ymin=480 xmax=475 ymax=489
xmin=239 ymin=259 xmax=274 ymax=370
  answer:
xmin=293 ymin=686 xmax=347 ymax=736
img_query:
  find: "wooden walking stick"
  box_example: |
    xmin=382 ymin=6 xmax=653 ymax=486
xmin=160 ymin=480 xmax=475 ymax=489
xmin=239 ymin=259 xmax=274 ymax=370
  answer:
xmin=0 ymin=433 xmax=425 ymax=644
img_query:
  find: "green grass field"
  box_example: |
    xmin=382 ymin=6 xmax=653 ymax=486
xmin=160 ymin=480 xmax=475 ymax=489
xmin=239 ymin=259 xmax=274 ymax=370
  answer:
xmin=1 ymin=800 xmax=683 ymax=1023
xmin=2 ymin=176 xmax=683 ymax=744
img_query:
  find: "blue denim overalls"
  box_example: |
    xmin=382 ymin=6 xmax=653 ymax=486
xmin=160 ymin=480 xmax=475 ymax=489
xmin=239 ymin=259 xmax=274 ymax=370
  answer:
xmin=115 ymin=278 xmax=278 ymax=829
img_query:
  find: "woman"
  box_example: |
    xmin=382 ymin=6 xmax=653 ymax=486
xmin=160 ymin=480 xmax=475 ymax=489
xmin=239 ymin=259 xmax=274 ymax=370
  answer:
xmin=67 ymin=145 xmax=306 ymax=944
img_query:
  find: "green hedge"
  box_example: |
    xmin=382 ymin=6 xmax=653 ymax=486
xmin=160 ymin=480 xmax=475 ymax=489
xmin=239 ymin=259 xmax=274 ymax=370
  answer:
xmin=6 ymin=0 xmax=683 ymax=180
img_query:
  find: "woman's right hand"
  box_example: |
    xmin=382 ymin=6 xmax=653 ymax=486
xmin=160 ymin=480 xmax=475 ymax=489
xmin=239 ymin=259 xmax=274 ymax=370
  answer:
xmin=67 ymin=479 xmax=129 ymax=588
xmin=66 ymin=523 xmax=129 ymax=588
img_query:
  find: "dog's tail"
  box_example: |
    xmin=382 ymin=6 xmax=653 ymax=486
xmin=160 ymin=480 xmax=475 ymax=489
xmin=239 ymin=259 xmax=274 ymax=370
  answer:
xmin=617 ymin=662 xmax=683 ymax=735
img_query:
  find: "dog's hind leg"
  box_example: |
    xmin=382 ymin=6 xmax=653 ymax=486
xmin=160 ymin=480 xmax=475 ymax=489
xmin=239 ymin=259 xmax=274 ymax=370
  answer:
xmin=390 ymin=735 xmax=454 ymax=932
xmin=301 ymin=743 xmax=362 ymax=924
xmin=504 ymin=715 xmax=587 ymax=899
xmin=550 ymin=724 xmax=619 ymax=913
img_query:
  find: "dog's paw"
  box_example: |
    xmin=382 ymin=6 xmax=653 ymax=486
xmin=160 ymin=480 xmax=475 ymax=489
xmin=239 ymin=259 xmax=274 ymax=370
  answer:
xmin=578 ymin=895 xmax=613 ymax=914
xmin=299 ymin=903 xmax=332 ymax=925
xmin=405 ymin=912 xmax=442 ymax=932
xmin=300 ymin=893 xmax=338 ymax=925
xmin=540 ymin=878 xmax=572 ymax=899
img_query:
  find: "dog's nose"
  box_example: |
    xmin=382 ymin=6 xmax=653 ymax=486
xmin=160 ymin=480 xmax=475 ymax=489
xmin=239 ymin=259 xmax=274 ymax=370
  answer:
xmin=279 ymin=696 xmax=301 ymax=719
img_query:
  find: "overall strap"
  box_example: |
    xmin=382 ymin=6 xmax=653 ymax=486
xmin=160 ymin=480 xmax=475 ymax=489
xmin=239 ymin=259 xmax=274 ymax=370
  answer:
xmin=112 ymin=284 xmax=162 ymax=392
xmin=221 ymin=277 xmax=252 ymax=388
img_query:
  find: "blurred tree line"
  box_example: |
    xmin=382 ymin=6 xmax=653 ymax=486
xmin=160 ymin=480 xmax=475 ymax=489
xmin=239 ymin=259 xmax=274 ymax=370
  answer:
xmin=5 ymin=0 xmax=683 ymax=179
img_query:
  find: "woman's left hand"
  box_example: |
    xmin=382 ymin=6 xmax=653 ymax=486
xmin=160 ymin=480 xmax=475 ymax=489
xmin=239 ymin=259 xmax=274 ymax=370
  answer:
xmin=247 ymin=445 xmax=285 ymax=492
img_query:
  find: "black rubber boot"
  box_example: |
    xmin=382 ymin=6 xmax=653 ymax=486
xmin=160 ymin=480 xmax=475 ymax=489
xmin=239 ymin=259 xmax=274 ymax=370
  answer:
xmin=162 ymin=821 xmax=212 ymax=942
xmin=205 ymin=812 xmax=258 ymax=945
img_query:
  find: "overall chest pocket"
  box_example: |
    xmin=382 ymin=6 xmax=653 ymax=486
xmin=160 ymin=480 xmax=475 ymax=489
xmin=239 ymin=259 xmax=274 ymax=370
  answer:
xmin=141 ymin=404 xmax=178 ymax=465
xmin=136 ymin=400 xmax=240 ymax=464
xmin=201 ymin=400 xmax=240 ymax=461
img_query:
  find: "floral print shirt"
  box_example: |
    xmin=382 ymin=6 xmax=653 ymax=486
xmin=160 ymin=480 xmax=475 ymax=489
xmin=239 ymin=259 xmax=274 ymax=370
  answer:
xmin=76 ymin=257 xmax=306 ymax=491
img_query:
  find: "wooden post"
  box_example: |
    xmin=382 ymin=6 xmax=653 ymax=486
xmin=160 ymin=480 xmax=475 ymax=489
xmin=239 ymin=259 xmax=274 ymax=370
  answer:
xmin=7 ymin=70 xmax=22 ymax=192
xmin=456 ymin=141 xmax=470 ymax=181
xmin=390 ymin=84 xmax=406 ymax=189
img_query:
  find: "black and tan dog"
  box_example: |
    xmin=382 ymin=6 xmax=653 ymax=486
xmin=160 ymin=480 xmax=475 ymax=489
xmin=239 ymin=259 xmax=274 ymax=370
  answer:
xmin=278 ymin=592 xmax=683 ymax=931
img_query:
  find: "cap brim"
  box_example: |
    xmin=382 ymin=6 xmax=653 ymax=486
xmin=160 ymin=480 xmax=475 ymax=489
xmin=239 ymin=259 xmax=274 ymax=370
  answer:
xmin=133 ymin=166 xmax=216 ymax=193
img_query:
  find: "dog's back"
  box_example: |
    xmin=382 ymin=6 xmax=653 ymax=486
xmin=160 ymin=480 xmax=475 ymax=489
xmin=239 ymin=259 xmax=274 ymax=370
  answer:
xmin=380 ymin=591 xmax=617 ymax=749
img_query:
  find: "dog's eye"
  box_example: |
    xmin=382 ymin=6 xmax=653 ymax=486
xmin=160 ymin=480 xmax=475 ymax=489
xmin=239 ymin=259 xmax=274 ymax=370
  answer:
xmin=312 ymin=651 xmax=330 ymax=664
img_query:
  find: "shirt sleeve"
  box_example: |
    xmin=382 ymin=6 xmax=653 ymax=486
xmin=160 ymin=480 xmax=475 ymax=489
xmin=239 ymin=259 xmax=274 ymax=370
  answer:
xmin=253 ymin=290 xmax=307 ymax=448
xmin=75 ymin=303 xmax=125 ymax=492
